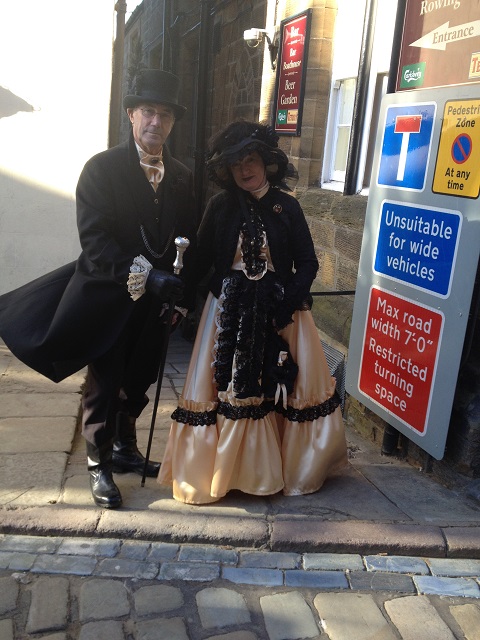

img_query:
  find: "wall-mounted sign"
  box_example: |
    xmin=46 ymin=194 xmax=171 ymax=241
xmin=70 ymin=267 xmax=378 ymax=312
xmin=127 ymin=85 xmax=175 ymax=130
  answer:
xmin=273 ymin=9 xmax=312 ymax=135
xmin=346 ymin=87 xmax=480 ymax=460
xmin=397 ymin=0 xmax=480 ymax=91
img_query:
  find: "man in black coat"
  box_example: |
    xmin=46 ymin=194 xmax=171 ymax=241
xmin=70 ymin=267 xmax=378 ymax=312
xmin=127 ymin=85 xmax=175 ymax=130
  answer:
xmin=0 ymin=70 xmax=198 ymax=509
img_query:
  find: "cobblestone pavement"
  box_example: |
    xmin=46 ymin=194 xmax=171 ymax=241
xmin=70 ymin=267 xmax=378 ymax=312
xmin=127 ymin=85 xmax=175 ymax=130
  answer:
xmin=1 ymin=533 xmax=480 ymax=639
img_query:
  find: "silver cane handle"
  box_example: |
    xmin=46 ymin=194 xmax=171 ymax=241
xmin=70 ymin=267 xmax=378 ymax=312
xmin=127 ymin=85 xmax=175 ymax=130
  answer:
xmin=173 ymin=236 xmax=190 ymax=274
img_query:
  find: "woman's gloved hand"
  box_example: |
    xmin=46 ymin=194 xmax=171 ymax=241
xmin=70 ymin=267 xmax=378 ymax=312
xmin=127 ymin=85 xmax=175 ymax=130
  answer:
xmin=146 ymin=269 xmax=184 ymax=301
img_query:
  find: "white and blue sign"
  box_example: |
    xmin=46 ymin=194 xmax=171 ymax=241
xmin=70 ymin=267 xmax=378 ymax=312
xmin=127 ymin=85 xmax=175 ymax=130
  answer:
xmin=374 ymin=200 xmax=462 ymax=298
xmin=377 ymin=103 xmax=436 ymax=191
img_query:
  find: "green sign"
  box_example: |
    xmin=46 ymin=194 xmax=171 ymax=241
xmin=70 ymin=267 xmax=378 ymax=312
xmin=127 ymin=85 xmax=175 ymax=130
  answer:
xmin=400 ymin=62 xmax=426 ymax=89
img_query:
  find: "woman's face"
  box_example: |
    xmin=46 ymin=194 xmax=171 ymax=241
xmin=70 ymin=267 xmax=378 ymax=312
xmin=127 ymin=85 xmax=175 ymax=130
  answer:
xmin=230 ymin=152 xmax=266 ymax=192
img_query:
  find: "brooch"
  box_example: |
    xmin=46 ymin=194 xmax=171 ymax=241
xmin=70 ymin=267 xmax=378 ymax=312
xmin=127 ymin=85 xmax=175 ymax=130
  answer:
xmin=273 ymin=204 xmax=282 ymax=213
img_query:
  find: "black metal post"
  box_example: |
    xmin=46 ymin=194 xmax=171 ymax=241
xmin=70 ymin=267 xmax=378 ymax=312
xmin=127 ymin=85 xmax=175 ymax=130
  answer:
xmin=343 ymin=0 xmax=378 ymax=195
xmin=381 ymin=0 xmax=408 ymax=456
xmin=109 ymin=1 xmax=127 ymax=148
xmin=141 ymin=237 xmax=190 ymax=486
xmin=162 ymin=0 xmax=172 ymax=71
xmin=194 ymin=0 xmax=213 ymax=221
xmin=386 ymin=0 xmax=408 ymax=95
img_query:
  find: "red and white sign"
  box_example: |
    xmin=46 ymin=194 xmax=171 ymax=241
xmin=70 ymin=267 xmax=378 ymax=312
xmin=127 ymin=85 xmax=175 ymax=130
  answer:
xmin=274 ymin=10 xmax=311 ymax=135
xmin=359 ymin=287 xmax=444 ymax=434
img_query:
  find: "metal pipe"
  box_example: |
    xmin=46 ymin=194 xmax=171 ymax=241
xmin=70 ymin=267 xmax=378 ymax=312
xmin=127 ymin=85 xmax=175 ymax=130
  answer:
xmin=193 ymin=0 xmax=213 ymax=221
xmin=343 ymin=0 xmax=379 ymax=195
xmin=109 ymin=1 xmax=127 ymax=148
xmin=387 ymin=0 xmax=407 ymax=94
xmin=380 ymin=0 xmax=407 ymax=455
xmin=162 ymin=0 xmax=172 ymax=71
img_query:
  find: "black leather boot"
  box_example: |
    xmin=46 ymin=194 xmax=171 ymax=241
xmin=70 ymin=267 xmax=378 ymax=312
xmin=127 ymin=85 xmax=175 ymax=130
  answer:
xmin=112 ymin=412 xmax=161 ymax=478
xmin=86 ymin=441 xmax=123 ymax=509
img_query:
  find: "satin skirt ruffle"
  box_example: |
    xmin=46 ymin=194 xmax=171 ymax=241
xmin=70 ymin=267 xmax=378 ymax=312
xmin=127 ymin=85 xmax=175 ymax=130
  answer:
xmin=158 ymin=293 xmax=348 ymax=504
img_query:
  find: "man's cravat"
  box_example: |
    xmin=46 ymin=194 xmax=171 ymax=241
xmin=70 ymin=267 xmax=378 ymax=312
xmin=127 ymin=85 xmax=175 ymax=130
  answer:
xmin=139 ymin=152 xmax=165 ymax=191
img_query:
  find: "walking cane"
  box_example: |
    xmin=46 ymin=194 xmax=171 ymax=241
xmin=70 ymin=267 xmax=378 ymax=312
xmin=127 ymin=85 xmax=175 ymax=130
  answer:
xmin=141 ymin=236 xmax=190 ymax=487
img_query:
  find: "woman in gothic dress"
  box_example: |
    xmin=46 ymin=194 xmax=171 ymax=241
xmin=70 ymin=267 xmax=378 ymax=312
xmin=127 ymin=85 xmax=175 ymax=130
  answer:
xmin=158 ymin=120 xmax=348 ymax=504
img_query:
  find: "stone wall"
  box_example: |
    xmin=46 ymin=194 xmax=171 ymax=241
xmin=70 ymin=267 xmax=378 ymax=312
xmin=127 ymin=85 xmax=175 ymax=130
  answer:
xmin=297 ymin=187 xmax=364 ymax=347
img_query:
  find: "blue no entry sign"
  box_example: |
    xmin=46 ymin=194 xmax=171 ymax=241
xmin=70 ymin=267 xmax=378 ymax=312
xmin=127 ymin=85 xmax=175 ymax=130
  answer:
xmin=377 ymin=103 xmax=436 ymax=191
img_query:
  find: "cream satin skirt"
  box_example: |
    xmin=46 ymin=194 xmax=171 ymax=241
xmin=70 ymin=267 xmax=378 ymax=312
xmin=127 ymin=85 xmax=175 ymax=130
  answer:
xmin=158 ymin=293 xmax=348 ymax=504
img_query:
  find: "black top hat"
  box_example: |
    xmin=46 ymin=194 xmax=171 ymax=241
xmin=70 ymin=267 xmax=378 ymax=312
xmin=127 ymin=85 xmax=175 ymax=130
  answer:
xmin=123 ymin=69 xmax=187 ymax=120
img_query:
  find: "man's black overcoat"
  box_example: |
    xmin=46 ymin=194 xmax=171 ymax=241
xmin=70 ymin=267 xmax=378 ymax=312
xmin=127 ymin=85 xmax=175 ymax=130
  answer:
xmin=0 ymin=133 xmax=197 ymax=382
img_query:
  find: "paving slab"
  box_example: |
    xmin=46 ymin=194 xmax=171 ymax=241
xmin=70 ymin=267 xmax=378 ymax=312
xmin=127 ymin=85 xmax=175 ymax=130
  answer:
xmin=443 ymin=527 xmax=480 ymax=559
xmin=355 ymin=463 xmax=480 ymax=525
xmin=271 ymin=519 xmax=447 ymax=556
xmin=314 ymin=593 xmax=396 ymax=640
xmin=0 ymin=452 xmax=69 ymax=506
xmin=0 ymin=416 xmax=77 ymax=453
xmin=384 ymin=595 xmax=456 ymax=640
xmin=449 ymin=603 xmax=480 ymax=640
xmin=268 ymin=464 xmax=409 ymax=521
xmin=0 ymin=392 xmax=80 ymax=417
xmin=0 ymin=506 xmax=101 ymax=537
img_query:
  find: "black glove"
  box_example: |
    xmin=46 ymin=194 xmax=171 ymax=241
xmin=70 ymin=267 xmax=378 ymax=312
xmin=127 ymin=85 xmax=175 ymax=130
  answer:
xmin=146 ymin=269 xmax=184 ymax=301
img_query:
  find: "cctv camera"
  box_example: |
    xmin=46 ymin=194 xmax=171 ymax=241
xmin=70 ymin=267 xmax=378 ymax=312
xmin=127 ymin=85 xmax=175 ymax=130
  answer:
xmin=243 ymin=28 xmax=264 ymax=48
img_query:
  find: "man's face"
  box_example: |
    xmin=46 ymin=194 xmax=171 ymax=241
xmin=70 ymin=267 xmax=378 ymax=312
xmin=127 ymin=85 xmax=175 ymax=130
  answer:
xmin=127 ymin=103 xmax=175 ymax=154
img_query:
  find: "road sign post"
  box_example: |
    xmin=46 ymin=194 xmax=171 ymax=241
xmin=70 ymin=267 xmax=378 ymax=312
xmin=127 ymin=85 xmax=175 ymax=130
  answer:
xmin=346 ymin=86 xmax=480 ymax=459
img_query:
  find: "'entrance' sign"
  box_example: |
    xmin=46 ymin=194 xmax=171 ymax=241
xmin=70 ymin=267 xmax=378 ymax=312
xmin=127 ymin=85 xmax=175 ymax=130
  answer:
xmin=397 ymin=0 xmax=480 ymax=91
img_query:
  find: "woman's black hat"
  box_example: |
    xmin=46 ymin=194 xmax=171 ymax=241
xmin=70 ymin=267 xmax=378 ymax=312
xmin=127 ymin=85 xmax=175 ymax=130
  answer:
xmin=123 ymin=69 xmax=187 ymax=120
xmin=206 ymin=121 xmax=291 ymax=190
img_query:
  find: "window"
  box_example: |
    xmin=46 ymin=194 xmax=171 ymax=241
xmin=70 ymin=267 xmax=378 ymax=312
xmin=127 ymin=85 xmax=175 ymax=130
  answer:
xmin=331 ymin=77 xmax=356 ymax=182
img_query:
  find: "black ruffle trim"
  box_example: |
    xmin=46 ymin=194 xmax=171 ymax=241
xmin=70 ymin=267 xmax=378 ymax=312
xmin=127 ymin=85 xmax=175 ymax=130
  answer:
xmin=171 ymin=406 xmax=217 ymax=426
xmin=240 ymin=204 xmax=267 ymax=278
xmin=276 ymin=391 xmax=342 ymax=423
xmin=171 ymin=391 xmax=341 ymax=426
xmin=217 ymin=400 xmax=274 ymax=420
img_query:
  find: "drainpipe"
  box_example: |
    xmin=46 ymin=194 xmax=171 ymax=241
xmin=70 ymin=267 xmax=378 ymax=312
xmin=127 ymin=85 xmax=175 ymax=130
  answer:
xmin=162 ymin=0 xmax=172 ymax=71
xmin=194 ymin=0 xmax=213 ymax=221
xmin=380 ymin=0 xmax=409 ymax=456
xmin=109 ymin=0 xmax=127 ymax=148
xmin=387 ymin=0 xmax=407 ymax=94
xmin=343 ymin=0 xmax=378 ymax=195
